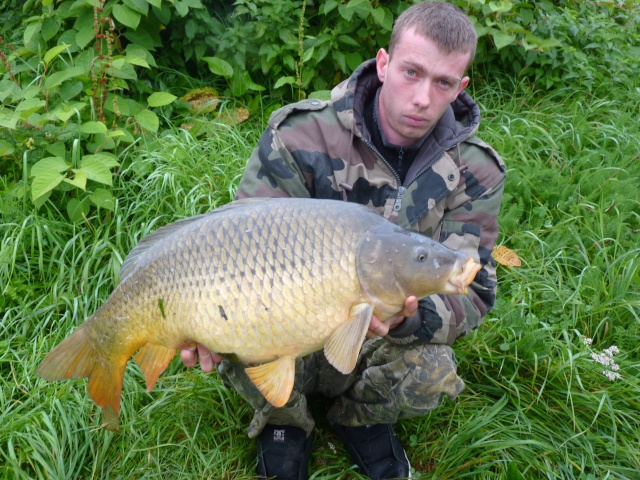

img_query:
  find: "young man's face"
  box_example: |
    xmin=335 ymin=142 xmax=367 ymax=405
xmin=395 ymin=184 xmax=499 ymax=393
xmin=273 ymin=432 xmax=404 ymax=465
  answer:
xmin=376 ymin=28 xmax=471 ymax=147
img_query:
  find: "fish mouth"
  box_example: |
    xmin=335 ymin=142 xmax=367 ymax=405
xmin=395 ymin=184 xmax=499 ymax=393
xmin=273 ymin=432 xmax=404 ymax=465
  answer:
xmin=447 ymin=257 xmax=482 ymax=295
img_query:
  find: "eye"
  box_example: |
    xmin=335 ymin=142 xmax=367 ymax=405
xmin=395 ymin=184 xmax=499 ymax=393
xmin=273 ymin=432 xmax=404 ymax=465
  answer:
xmin=406 ymin=69 xmax=416 ymax=77
xmin=436 ymin=79 xmax=454 ymax=90
xmin=417 ymin=252 xmax=428 ymax=262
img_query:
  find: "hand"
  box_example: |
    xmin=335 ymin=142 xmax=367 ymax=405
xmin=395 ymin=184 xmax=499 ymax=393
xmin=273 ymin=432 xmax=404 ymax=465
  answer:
xmin=180 ymin=344 xmax=223 ymax=373
xmin=366 ymin=296 xmax=418 ymax=339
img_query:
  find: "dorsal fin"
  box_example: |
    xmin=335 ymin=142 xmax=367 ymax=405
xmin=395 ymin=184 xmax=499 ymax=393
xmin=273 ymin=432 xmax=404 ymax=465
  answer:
xmin=119 ymin=198 xmax=269 ymax=281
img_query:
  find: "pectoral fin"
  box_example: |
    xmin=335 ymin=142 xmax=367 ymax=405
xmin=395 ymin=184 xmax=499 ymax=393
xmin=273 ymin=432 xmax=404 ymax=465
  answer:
xmin=245 ymin=355 xmax=296 ymax=408
xmin=324 ymin=303 xmax=373 ymax=374
xmin=133 ymin=343 xmax=177 ymax=392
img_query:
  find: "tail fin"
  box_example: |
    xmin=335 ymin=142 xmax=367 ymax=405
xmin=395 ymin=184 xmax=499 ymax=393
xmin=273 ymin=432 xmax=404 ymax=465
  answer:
xmin=38 ymin=323 xmax=126 ymax=432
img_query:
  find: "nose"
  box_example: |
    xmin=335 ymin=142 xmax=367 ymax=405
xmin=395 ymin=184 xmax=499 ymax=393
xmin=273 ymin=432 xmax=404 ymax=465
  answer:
xmin=412 ymin=81 xmax=431 ymax=109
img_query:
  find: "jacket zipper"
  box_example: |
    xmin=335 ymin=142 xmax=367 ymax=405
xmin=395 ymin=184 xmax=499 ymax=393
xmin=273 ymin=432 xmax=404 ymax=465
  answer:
xmin=362 ymin=138 xmax=404 ymax=209
xmin=362 ymin=138 xmax=445 ymax=213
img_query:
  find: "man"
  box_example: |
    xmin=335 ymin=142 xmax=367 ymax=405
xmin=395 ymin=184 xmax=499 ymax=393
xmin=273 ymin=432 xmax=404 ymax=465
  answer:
xmin=182 ymin=2 xmax=506 ymax=478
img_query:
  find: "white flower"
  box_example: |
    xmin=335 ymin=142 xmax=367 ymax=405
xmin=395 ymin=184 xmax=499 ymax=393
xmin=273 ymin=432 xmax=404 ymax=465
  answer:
xmin=604 ymin=346 xmax=619 ymax=357
xmin=602 ymin=370 xmax=622 ymax=381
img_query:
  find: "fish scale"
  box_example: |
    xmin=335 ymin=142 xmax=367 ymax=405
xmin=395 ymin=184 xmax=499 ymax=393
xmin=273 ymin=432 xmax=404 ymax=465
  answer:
xmin=38 ymin=198 xmax=480 ymax=431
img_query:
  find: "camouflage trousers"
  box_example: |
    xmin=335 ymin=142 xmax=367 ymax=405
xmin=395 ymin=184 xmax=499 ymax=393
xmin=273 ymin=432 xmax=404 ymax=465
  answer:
xmin=217 ymin=339 xmax=466 ymax=438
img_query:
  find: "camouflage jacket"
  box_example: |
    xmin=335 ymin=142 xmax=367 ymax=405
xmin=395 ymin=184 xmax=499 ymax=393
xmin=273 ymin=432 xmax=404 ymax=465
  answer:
xmin=236 ymin=59 xmax=506 ymax=346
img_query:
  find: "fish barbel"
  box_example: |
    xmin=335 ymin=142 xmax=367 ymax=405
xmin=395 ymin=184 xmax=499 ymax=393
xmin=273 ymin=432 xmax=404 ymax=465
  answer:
xmin=38 ymin=198 xmax=481 ymax=430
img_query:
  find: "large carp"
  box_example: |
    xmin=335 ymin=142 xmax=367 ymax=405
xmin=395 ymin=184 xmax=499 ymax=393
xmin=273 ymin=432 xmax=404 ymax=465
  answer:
xmin=38 ymin=198 xmax=481 ymax=430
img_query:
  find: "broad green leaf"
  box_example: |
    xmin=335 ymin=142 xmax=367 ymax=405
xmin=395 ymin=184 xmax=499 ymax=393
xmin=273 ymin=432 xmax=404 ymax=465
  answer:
xmin=44 ymin=66 xmax=85 ymax=90
xmin=174 ymin=0 xmax=189 ymax=16
xmin=183 ymin=0 xmax=202 ymax=8
xmin=0 ymin=79 xmax=18 ymax=102
xmin=0 ymin=139 xmax=15 ymax=156
xmin=31 ymin=172 xmax=65 ymax=201
xmin=338 ymin=35 xmax=360 ymax=48
xmin=126 ymin=44 xmax=157 ymax=67
xmin=147 ymin=92 xmax=177 ymax=107
xmin=346 ymin=52 xmax=363 ymax=71
xmin=33 ymin=190 xmax=51 ymax=209
xmin=273 ymin=76 xmax=296 ymax=89
xmin=80 ymin=121 xmax=108 ymax=134
xmin=30 ymin=156 xmax=69 ymax=177
xmin=124 ymin=25 xmax=156 ymax=49
xmin=202 ymin=57 xmax=233 ymax=78
xmin=488 ymin=0 xmax=513 ymax=13
xmin=371 ymin=7 xmax=386 ymax=28
xmin=332 ymin=50 xmax=347 ymax=73
xmin=64 ymin=170 xmax=87 ymax=190
xmin=126 ymin=56 xmax=150 ymax=68
xmin=146 ymin=0 xmax=162 ymax=7
xmin=75 ymin=25 xmax=94 ymax=49
xmin=82 ymin=152 xmax=120 ymax=169
xmin=53 ymin=102 xmax=87 ymax=122
xmin=67 ymin=197 xmax=91 ymax=223
xmin=346 ymin=0 xmax=373 ymax=20
xmin=90 ymin=188 xmax=116 ymax=211
xmin=106 ymin=129 xmax=127 ymax=138
xmin=338 ymin=3 xmax=353 ymax=21
xmin=58 ymin=80 xmax=84 ymax=101
xmin=245 ymin=77 xmax=265 ymax=92
xmin=322 ymin=0 xmax=338 ymax=14
xmin=123 ymin=0 xmax=149 ymax=15
xmin=302 ymin=46 xmax=315 ymax=63
xmin=45 ymin=142 xmax=66 ymax=158
xmin=76 ymin=160 xmax=113 ymax=186
xmin=111 ymin=59 xmax=138 ymax=80
xmin=16 ymin=98 xmax=46 ymax=117
xmin=491 ymin=29 xmax=516 ymax=50
xmin=113 ymin=4 xmax=141 ymax=29
xmin=0 ymin=111 xmax=19 ymax=129
xmin=41 ymin=17 xmax=61 ymax=42
xmin=24 ymin=21 xmax=42 ymax=48
xmin=135 ymin=108 xmax=159 ymax=132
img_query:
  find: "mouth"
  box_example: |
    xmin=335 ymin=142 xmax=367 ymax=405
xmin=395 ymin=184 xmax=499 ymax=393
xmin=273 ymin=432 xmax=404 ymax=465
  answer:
xmin=404 ymin=115 xmax=430 ymax=128
xmin=448 ymin=257 xmax=482 ymax=295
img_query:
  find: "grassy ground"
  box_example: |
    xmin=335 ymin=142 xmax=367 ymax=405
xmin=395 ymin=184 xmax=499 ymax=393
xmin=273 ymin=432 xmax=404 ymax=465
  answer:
xmin=1 ymin=82 xmax=639 ymax=479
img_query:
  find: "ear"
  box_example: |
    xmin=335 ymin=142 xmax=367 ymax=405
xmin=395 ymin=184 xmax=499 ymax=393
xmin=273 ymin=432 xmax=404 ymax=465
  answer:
xmin=456 ymin=76 xmax=470 ymax=96
xmin=376 ymin=48 xmax=389 ymax=83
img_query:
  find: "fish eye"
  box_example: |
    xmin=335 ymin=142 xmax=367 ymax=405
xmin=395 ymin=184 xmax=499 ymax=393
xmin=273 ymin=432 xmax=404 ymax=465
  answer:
xmin=417 ymin=251 xmax=428 ymax=262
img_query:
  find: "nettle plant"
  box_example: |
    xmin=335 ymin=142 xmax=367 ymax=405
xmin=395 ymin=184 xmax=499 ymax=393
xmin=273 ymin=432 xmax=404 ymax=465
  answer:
xmin=0 ymin=0 xmax=188 ymax=220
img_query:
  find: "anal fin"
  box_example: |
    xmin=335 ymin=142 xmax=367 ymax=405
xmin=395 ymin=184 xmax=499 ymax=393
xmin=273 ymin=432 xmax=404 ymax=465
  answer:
xmin=324 ymin=303 xmax=373 ymax=374
xmin=133 ymin=343 xmax=178 ymax=392
xmin=86 ymin=359 xmax=127 ymax=432
xmin=245 ymin=356 xmax=296 ymax=407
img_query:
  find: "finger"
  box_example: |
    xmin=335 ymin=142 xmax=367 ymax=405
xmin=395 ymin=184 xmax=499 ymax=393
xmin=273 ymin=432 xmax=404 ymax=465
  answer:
xmin=197 ymin=345 xmax=216 ymax=373
xmin=180 ymin=347 xmax=198 ymax=368
xmin=367 ymin=316 xmax=389 ymax=338
xmin=403 ymin=296 xmax=419 ymax=317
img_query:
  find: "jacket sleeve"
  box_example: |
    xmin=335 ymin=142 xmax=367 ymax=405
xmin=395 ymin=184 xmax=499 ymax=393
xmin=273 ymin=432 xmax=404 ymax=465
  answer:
xmin=389 ymin=171 xmax=506 ymax=346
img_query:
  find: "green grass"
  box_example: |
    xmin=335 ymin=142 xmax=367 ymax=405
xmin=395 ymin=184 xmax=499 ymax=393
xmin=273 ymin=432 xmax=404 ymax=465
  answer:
xmin=1 ymin=82 xmax=639 ymax=479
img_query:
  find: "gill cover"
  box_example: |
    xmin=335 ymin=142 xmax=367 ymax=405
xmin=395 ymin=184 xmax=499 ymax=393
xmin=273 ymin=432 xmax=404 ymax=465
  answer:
xmin=356 ymin=224 xmax=467 ymax=316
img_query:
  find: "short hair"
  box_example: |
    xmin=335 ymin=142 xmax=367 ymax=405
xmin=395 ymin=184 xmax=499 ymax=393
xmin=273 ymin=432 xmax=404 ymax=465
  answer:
xmin=389 ymin=1 xmax=478 ymax=71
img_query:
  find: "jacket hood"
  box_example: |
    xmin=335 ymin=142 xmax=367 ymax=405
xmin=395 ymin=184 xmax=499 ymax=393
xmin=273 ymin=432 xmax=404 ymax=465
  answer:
xmin=331 ymin=59 xmax=481 ymax=152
